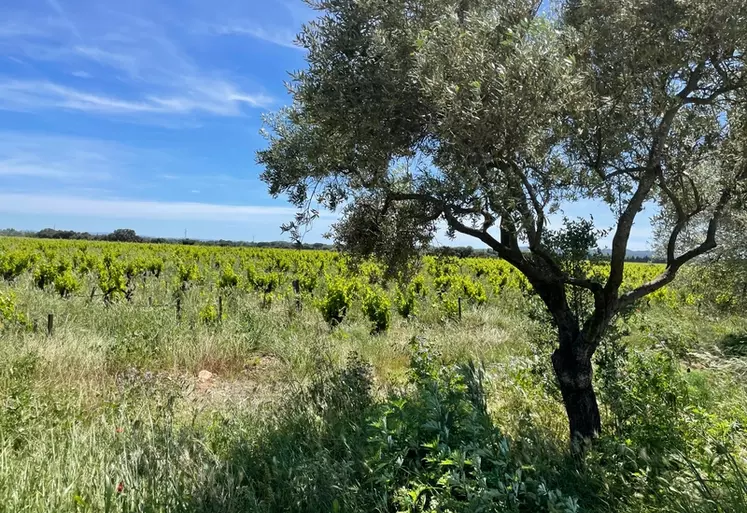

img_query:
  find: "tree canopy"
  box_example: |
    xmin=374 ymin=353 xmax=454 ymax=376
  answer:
xmin=258 ymin=0 xmax=747 ymax=445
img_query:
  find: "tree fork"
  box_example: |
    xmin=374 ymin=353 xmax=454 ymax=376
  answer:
xmin=533 ymin=279 xmax=603 ymax=448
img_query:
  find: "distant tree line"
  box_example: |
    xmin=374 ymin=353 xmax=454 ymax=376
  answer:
xmin=0 ymin=227 xmax=335 ymax=250
xmin=0 ymin=227 xmax=664 ymax=262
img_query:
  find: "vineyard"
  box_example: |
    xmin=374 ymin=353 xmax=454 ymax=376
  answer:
xmin=1 ymin=237 xmax=746 ymax=513
xmin=0 ymin=237 xmax=691 ymax=335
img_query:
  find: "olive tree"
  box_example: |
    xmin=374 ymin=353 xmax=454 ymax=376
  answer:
xmin=258 ymin=0 xmax=747 ymax=444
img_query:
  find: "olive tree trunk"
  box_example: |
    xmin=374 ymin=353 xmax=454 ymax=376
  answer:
xmin=552 ymin=341 xmax=601 ymax=444
xmin=533 ymin=281 xmax=605 ymax=447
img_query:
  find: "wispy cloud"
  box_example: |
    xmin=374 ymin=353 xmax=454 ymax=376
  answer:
xmin=45 ymin=0 xmax=82 ymax=40
xmin=0 ymin=158 xmax=96 ymax=179
xmin=156 ymin=172 xmax=260 ymax=189
xmin=0 ymin=79 xmax=273 ymax=116
xmin=0 ymin=132 xmax=121 ymax=182
xmin=208 ymin=23 xmax=301 ymax=50
xmin=0 ymin=1 xmax=276 ymax=122
xmin=0 ymin=193 xmax=304 ymax=222
xmin=0 ymin=22 xmax=42 ymax=39
xmin=0 ymin=131 xmax=266 ymax=198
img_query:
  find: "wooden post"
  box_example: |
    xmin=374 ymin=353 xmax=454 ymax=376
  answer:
xmin=176 ymin=298 xmax=182 ymax=321
xmin=458 ymin=297 xmax=462 ymax=320
xmin=218 ymin=295 xmax=223 ymax=321
xmin=148 ymin=296 xmax=153 ymax=307
xmin=47 ymin=313 xmax=54 ymax=337
xmin=292 ymin=279 xmax=301 ymax=311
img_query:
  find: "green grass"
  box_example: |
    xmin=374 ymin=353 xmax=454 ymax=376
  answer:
xmin=1 ymin=270 xmax=747 ymax=512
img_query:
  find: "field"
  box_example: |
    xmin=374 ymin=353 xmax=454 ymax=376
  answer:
xmin=1 ymin=236 xmax=746 ymax=513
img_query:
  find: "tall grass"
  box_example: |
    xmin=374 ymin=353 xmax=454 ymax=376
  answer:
xmin=1 ymin=273 xmax=746 ymax=512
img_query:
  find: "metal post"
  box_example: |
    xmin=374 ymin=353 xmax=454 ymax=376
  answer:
xmin=218 ymin=295 xmax=223 ymax=321
xmin=47 ymin=313 xmax=54 ymax=336
xmin=458 ymin=297 xmax=462 ymax=320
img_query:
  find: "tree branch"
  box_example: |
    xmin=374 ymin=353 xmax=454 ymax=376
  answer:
xmin=605 ymin=89 xmax=693 ymax=296
xmin=618 ymin=187 xmax=734 ymax=309
xmin=441 ymin=207 xmax=534 ymax=275
xmin=683 ymin=81 xmax=747 ymax=105
xmin=563 ymin=275 xmax=604 ymax=294
xmin=677 ymin=62 xmax=706 ymax=100
xmin=385 ymin=191 xmax=528 ymax=267
xmin=514 ymin=164 xmax=548 ymax=243
xmin=604 ymin=170 xmax=657 ymax=295
xmin=657 ymin=169 xmax=705 ymax=263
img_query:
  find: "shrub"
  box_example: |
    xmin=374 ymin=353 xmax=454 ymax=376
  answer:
xmin=218 ymin=263 xmax=239 ymax=289
xmin=53 ymin=269 xmax=81 ymax=298
xmin=244 ymin=262 xmax=258 ymax=286
xmin=177 ymin=260 xmax=200 ymax=291
xmin=598 ymin=349 xmax=690 ymax=452
xmin=230 ymin=344 xmax=581 ymax=513
xmin=296 ymin=267 xmax=318 ymax=294
xmin=272 ymin=256 xmax=291 ymax=273
xmin=439 ymin=295 xmax=461 ymax=320
xmin=362 ymin=287 xmax=391 ymax=333
xmin=0 ymin=291 xmax=30 ymax=331
xmin=124 ymin=259 xmax=145 ymax=280
xmin=434 ymin=274 xmax=456 ymax=294
xmin=411 ymin=274 xmax=427 ymax=297
xmin=98 ymin=254 xmax=127 ymax=303
xmin=199 ymin=303 xmax=221 ymax=325
xmin=360 ymin=262 xmax=384 ymax=285
xmin=146 ymin=258 xmax=164 ymax=277
xmin=0 ymin=251 xmax=32 ymax=281
xmin=253 ymin=272 xmax=281 ymax=294
xmin=461 ymin=276 xmax=487 ymax=305
xmin=77 ymin=253 xmax=100 ymax=275
xmin=395 ymin=285 xmax=418 ymax=319
xmin=319 ymin=277 xmax=354 ymax=326
xmin=32 ymin=260 xmax=57 ymax=290
xmin=366 ymin=339 xmax=580 ymax=513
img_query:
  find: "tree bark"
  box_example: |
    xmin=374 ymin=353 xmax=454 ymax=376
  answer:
xmin=552 ymin=338 xmax=601 ymax=450
xmin=532 ymin=281 xmax=604 ymax=451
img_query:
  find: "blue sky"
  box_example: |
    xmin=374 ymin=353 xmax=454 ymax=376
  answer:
xmin=0 ymin=0 xmax=653 ymax=249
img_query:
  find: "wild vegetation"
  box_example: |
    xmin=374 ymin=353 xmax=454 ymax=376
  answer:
xmin=0 ymin=236 xmax=746 ymax=512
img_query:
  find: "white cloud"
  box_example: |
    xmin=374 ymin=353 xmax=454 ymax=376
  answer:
xmin=0 ymin=131 xmax=267 ymax=199
xmin=73 ymin=46 xmax=140 ymax=76
xmin=0 ymin=22 xmax=42 ymax=39
xmin=209 ymin=23 xmax=302 ymax=50
xmin=0 ymin=3 xmax=275 ymax=122
xmin=0 ymin=193 xmax=305 ymax=222
xmin=0 ymin=158 xmax=93 ymax=179
xmin=0 ymin=79 xmax=273 ymax=116
xmin=0 ymin=132 xmax=122 ymax=181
